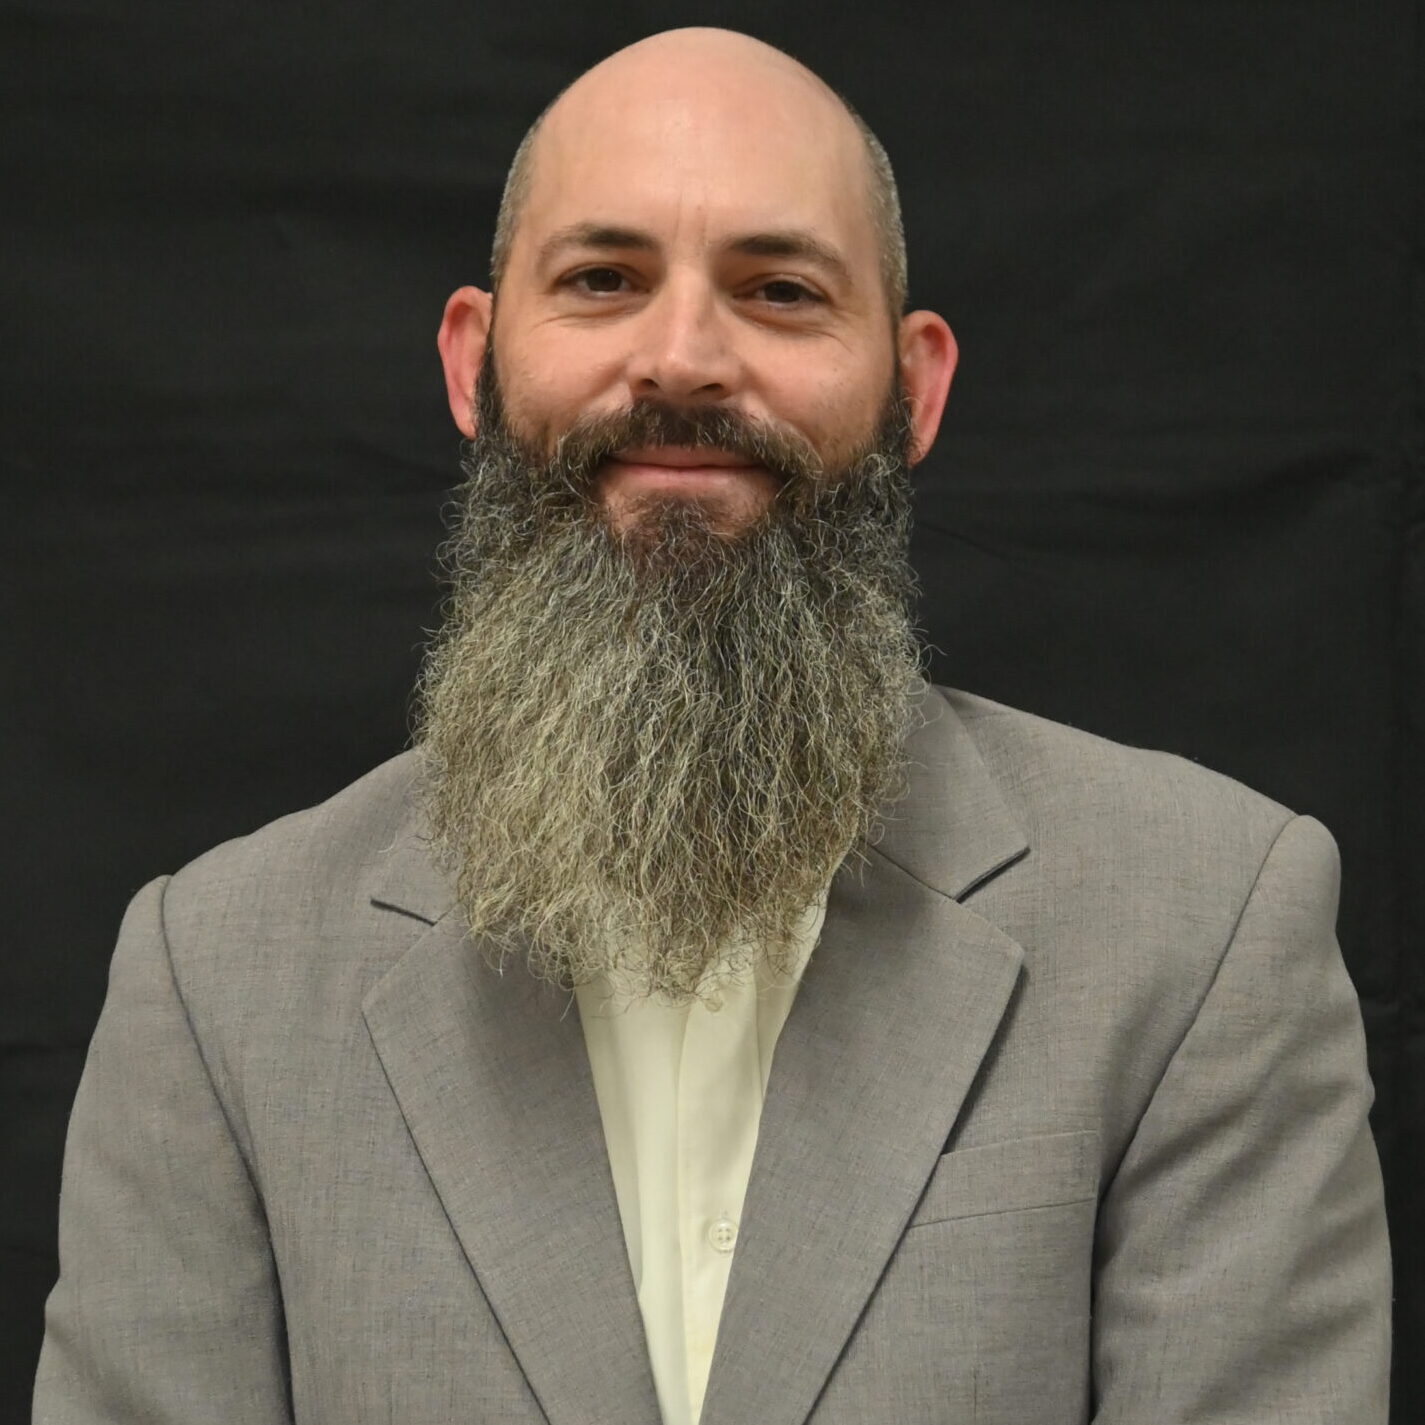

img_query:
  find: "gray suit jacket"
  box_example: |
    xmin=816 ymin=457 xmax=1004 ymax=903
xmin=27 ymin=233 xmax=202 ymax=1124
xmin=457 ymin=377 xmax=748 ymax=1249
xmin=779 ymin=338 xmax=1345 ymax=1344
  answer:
xmin=34 ymin=686 xmax=1391 ymax=1424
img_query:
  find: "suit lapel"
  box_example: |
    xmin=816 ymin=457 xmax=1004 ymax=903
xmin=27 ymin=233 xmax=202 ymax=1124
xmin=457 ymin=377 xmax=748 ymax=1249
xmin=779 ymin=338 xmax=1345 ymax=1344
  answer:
xmin=700 ymin=687 xmax=1030 ymax=1425
xmin=360 ymin=686 xmax=1028 ymax=1425
xmin=362 ymin=910 xmax=661 ymax=1425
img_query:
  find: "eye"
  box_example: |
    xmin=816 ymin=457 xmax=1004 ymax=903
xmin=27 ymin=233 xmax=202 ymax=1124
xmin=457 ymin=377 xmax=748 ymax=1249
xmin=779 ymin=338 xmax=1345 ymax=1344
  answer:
xmin=562 ymin=266 xmax=630 ymax=296
xmin=755 ymin=278 xmax=821 ymax=307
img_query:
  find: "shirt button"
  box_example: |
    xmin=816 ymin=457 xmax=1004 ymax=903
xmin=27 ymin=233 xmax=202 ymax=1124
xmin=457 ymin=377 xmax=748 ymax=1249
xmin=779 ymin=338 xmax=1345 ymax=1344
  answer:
xmin=707 ymin=1216 xmax=738 ymax=1253
xmin=704 ymin=992 xmax=724 ymax=1013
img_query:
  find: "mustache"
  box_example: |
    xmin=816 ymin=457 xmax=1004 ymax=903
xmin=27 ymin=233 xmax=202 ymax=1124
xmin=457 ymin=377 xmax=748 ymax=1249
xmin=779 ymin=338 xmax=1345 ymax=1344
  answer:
xmin=551 ymin=402 xmax=824 ymax=490
xmin=473 ymin=369 xmax=826 ymax=495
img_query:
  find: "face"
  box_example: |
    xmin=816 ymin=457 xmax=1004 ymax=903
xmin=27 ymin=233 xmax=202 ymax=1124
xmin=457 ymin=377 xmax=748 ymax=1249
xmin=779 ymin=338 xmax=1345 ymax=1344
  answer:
xmin=438 ymin=52 xmax=956 ymax=535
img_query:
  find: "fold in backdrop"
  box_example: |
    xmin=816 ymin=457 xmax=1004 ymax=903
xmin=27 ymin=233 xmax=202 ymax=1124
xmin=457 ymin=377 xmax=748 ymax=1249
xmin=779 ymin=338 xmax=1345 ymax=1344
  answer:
xmin=3 ymin=1 xmax=1419 ymax=1418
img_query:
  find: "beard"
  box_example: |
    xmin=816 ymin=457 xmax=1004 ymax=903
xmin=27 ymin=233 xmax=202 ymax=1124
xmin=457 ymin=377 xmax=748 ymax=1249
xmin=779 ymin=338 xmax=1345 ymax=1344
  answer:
xmin=414 ymin=351 xmax=927 ymax=1004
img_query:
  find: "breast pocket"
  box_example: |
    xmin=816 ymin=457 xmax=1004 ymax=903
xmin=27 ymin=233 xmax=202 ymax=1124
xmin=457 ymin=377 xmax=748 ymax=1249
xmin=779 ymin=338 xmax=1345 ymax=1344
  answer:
xmin=822 ymin=1131 xmax=1102 ymax=1421
xmin=907 ymin=1129 xmax=1100 ymax=1229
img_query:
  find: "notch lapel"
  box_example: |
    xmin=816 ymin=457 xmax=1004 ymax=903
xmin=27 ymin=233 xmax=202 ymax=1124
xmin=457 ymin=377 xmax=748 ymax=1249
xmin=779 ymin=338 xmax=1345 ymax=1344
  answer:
xmin=700 ymin=687 xmax=1030 ymax=1425
xmin=362 ymin=910 xmax=661 ymax=1425
xmin=358 ymin=686 xmax=1027 ymax=1425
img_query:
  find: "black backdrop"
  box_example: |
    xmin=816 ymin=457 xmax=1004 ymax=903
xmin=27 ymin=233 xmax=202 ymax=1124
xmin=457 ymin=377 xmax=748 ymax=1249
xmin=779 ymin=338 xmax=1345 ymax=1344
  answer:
xmin=3 ymin=2 xmax=1419 ymax=1419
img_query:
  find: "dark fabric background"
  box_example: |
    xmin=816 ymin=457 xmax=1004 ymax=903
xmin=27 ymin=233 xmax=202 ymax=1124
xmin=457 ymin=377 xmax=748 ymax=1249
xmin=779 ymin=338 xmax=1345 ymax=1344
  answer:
xmin=3 ymin=2 xmax=1418 ymax=1419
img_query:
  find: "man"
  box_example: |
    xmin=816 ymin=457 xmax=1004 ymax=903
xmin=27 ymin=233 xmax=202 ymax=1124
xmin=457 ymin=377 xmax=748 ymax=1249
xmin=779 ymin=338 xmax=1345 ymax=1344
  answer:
xmin=34 ymin=26 xmax=1390 ymax=1425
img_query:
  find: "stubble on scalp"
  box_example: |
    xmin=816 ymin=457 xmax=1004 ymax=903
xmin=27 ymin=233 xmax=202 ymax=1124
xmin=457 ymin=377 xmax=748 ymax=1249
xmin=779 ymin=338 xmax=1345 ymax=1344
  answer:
xmin=414 ymin=355 xmax=926 ymax=1003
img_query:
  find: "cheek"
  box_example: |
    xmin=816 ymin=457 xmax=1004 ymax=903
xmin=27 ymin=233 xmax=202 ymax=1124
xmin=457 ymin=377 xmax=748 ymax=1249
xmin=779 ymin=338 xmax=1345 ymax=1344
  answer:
xmin=494 ymin=358 xmax=580 ymax=445
xmin=497 ymin=334 xmax=620 ymax=434
xmin=771 ymin=361 xmax=885 ymax=461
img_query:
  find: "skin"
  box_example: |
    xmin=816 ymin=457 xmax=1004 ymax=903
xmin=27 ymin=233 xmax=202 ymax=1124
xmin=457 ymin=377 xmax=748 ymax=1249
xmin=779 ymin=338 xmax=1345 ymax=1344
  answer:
xmin=436 ymin=27 xmax=958 ymax=533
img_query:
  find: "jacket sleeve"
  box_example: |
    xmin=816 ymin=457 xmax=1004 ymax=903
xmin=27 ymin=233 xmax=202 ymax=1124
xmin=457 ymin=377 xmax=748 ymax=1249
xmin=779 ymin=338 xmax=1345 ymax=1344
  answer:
xmin=1090 ymin=814 xmax=1392 ymax=1421
xmin=32 ymin=876 xmax=293 ymax=1424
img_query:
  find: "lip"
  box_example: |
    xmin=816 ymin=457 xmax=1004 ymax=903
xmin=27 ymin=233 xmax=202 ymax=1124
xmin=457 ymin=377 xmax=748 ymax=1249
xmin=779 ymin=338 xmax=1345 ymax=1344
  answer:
xmin=612 ymin=445 xmax=754 ymax=469
xmin=600 ymin=448 xmax=774 ymax=497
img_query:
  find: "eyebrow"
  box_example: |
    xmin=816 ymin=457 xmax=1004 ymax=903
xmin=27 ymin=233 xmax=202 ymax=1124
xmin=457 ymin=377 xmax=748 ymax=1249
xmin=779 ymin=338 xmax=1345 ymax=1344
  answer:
xmin=728 ymin=230 xmax=854 ymax=290
xmin=537 ymin=223 xmax=657 ymax=267
xmin=536 ymin=222 xmax=855 ymax=290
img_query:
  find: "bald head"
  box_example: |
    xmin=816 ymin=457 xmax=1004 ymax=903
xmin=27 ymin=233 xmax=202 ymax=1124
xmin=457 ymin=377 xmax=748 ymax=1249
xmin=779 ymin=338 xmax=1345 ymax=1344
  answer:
xmin=435 ymin=23 xmax=958 ymax=521
xmin=489 ymin=28 xmax=907 ymax=319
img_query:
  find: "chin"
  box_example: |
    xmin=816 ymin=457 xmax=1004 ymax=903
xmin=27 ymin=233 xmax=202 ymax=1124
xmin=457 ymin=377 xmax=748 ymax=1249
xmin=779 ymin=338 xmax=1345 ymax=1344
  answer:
xmin=604 ymin=490 xmax=769 ymax=540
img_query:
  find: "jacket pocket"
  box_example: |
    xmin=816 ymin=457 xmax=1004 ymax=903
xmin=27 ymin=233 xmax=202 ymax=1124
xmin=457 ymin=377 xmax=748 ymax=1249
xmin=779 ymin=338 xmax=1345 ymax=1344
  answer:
xmin=907 ymin=1129 xmax=1100 ymax=1228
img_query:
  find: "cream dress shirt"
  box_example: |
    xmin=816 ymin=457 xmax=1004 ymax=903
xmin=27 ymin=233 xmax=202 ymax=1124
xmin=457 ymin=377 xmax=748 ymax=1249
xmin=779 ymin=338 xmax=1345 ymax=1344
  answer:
xmin=574 ymin=893 xmax=829 ymax=1425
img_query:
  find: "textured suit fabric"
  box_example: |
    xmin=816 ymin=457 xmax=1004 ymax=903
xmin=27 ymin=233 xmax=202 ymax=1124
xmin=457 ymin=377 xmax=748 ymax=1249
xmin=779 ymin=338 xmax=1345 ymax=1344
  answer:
xmin=33 ymin=685 xmax=1391 ymax=1424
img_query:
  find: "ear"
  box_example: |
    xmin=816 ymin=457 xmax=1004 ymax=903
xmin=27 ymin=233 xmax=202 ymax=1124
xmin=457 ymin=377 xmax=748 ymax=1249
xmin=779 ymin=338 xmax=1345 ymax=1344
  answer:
xmin=436 ymin=285 xmax=494 ymax=438
xmin=896 ymin=309 xmax=958 ymax=465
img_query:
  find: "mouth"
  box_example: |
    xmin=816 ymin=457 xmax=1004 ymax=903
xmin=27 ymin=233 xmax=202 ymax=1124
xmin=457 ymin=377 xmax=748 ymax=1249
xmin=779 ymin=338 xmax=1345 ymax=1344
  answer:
xmin=599 ymin=445 xmax=776 ymax=497
xmin=613 ymin=445 xmax=754 ymax=470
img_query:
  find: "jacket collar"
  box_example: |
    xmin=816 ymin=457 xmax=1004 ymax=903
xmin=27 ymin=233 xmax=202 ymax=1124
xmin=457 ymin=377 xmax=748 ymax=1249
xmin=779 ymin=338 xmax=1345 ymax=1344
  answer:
xmin=367 ymin=681 xmax=1028 ymax=925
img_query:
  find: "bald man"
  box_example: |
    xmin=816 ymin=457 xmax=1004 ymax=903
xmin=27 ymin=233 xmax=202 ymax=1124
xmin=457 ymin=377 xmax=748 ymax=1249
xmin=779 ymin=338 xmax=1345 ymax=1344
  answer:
xmin=34 ymin=27 xmax=1390 ymax=1425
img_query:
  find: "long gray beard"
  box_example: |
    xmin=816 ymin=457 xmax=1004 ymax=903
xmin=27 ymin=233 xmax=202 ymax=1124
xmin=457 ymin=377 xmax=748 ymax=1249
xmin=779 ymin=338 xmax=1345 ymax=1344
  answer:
xmin=415 ymin=366 xmax=926 ymax=1003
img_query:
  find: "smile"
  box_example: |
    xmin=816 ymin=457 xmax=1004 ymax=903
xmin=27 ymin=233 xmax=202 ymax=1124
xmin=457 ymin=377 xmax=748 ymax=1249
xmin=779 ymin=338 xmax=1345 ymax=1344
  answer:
xmin=600 ymin=447 xmax=775 ymax=495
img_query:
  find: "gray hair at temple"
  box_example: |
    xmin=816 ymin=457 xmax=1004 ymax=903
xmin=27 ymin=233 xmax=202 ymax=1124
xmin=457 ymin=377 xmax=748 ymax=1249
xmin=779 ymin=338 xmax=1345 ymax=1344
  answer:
xmin=487 ymin=83 xmax=909 ymax=322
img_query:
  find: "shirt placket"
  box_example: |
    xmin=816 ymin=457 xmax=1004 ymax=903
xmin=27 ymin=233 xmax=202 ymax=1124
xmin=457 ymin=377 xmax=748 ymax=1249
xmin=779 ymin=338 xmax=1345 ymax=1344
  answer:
xmin=676 ymin=975 xmax=764 ymax=1423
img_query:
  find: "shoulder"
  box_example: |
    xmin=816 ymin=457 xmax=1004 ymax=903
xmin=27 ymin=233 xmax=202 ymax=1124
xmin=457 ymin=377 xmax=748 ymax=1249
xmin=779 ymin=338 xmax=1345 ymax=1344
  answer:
xmin=937 ymin=684 xmax=1301 ymax=855
xmin=932 ymin=688 xmax=1347 ymax=1045
xmin=929 ymin=686 xmax=1340 ymax=949
xmin=142 ymin=752 xmax=444 ymax=1102
xmin=159 ymin=749 xmax=433 ymax=954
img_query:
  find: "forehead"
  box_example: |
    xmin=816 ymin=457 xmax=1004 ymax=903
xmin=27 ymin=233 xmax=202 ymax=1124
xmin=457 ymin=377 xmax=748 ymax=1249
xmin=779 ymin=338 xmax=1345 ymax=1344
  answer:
xmin=516 ymin=70 xmax=879 ymax=279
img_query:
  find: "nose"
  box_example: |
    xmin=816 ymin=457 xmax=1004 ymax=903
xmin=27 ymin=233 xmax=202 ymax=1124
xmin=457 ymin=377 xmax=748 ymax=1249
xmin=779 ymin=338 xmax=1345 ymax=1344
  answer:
xmin=622 ymin=276 xmax=741 ymax=404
